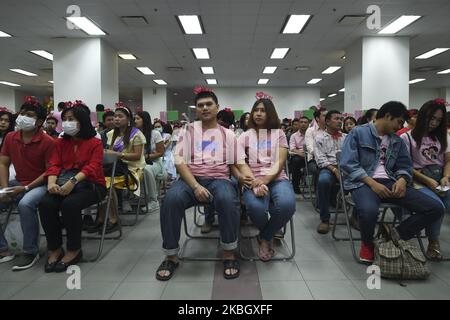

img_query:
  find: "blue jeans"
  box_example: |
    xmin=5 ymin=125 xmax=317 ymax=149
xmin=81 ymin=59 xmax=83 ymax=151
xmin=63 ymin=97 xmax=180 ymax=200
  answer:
xmin=160 ymin=177 xmax=240 ymax=256
xmin=0 ymin=181 xmax=47 ymax=254
xmin=242 ymin=179 xmax=296 ymax=241
xmin=351 ymin=179 xmax=444 ymax=244
xmin=416 ymin=187 xmax=450 ymax=240
xmin=203 ymin=176 xmax=239 ymax=224
xmin=317 ymin=169 xmax=338 ymax=222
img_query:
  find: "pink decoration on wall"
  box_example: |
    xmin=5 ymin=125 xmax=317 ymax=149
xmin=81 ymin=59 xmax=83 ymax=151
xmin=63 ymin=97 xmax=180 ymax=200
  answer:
xmin=294 ymin=111 xmax=302 ymax=119
xmin=160 ymin=111 xmax=167 ymax=122
xmin=354 ymin=110 xmax=363 ymax=120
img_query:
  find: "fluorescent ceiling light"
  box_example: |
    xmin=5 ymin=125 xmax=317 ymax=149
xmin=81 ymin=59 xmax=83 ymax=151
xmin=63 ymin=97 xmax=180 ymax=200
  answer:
xmin=281 ymin=15 xmax=311 ymax=34
xmin=328 ymin=93 xmax=337 ymax=98
xmin=66 ymin=17 xmax=106 ymax=36
xmin=339 ymin=88 xmax=345 ymax=92
xmin=0 ymin=81 xmax=20 ymax=87
xmin=437 ymin=69 xmax=450 ymax=74
xmin=409 ymin=78 xmax=426 ymax=84
xmin=30 ymin=50 xmax=53 ymax=61
xmin=192 ymin=48 xmax=210 ymax=59
xmin=0 ymin=30 xmax=12 ymax=37
xmin=10 ymin=69 xmax=37 ymax=76
xmin=136 ymin=67 xmax=155 ymax=75
xmin=258 ymin=79 xmax=269 ymax=85
xmin=177 ymin=15 xmax=204 ymax=34
xmin=206 ymin=79 xmax=217 ymax=85
xmin=307 ymin=78 xmax=322 ymax=84
xmin=201 ymin=67 xmax=214 ymax=74
xmin=189 ymin=105 xmax=196 ymax=109
xmin=119 ymin=54 xmax=137 ymax=60
xmin=322 ymin=66 xmax=341 ymax=74
xmin=270 ymin=48 xmax=290 ymax=59
xmin=378 ymin=15 xmax=421 ymax=34
xmin=415 ymin=48 xmax=450 ymax=59
xmin=320 ymin=98 xmax=325 ymax=102
xmin=48 ymin=80 xmax=54 ymax=84
xmin=263 ymin=66 xmax=277 ymax=74
xmin=154 ymin=79 xmax=167 ymax=85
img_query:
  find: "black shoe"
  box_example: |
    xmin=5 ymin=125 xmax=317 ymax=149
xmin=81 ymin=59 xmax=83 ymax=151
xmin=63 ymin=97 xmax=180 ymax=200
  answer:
xmin=54 ymin=250 xmax=83 ymax=273
xmin=293 ymin=187 xmax=301 ymax=195
xmin=85 ymin=221 xmax=103 ymax=234
xmin=11 ymin=253 xmax=40 ymax=272
xmin=45 ymin=249 xmax=65 ymax=273
xmin=101 ymin=221 xmax=121 ymax=235
xmin=82 ymin=215 xmax=95 ymax=230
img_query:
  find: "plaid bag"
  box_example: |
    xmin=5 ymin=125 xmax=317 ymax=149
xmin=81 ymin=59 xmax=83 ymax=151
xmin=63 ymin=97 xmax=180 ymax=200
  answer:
xmin=374 ymin=225 xmax=430 ymax=281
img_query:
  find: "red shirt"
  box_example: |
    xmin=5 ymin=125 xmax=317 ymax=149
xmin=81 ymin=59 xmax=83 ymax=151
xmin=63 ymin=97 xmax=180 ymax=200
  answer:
xmin=396 ymin=127 xmax=411 ymax=136
xmin=45 ymin=137 xmax=106 ymax=186
xmin=1 ymin=129 xmax=55 ymax=186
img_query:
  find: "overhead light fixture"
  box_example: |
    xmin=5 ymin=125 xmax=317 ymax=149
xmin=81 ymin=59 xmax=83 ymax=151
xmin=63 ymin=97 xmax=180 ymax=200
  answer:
xmin=66 ymin=16 xmax=106 ymax=35
xmin=30 ymin=50 xmax=53 ymax=61
xmin=154 ymin=79 xmax=167 ymax=85
xmin=415 ymin=48 xmax=450 ymax=60
xmin=437 ymin=69 xmax=450 ymax=74
xmin=378 ymin=15 xmax=421 ymax=34
xmin=0 ymin=81 xmax=20 ymax=87
xmin=320 ymin=98 xmax=325 ymax=102
xmin=341 ymin=55 xmax=346 ymax=60
xmin=48 ymin=80 xmax=54 ymax=84
xmin=192 ymin=48 xmax=210 ymax=59
xmin=409 ymin=78 xmax=426 ymax=84
xmin=322 ymin=66 xmax=341 ymax=74
xmin=206 ymin=79 xmax=217 ymax=85
xmin=281 ymin=14 xmax=311 ymax=34
xmin=177 ymin=15 xmax=204 ymax=34
xmin=328 ymin=93 xmax=337 ymax=98
xmin=263 ymin=66 xmax=277 ymax=74
xmin=10 ymin=69 xmax=38 ymax=76
xmin=0 ymin=30 xmax=12 ymax=37
xmin=201 ymin=67 xmax=214 ymax=74
xmin=136 ymin=67 xmax=155 ymax=75
xmin=307 ymin=78 xmax=322 ymax=84
xmin=119 ymin=53 xmax=137 ymax=60
xmin=339 ymin=88 xmax=345 ymax=92
xmin=258 ymin=79 xmax=269 ymax=85
xmin=189 ymin=105 xmax=196 ymax=109
xmin=270 ymin=48 xmax=290 ymax=59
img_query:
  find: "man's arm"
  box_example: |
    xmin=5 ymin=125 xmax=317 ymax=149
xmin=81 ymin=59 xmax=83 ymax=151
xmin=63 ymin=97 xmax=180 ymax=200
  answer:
xmin=0 ymin=155 xmax=11 ymax=188
xmin=339 ymin=130 xmax=368 ymax=182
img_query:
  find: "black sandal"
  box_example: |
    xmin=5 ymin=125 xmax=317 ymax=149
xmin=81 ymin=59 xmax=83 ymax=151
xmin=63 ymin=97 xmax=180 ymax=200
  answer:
xmin=223 ymin=259 xmax=240 ymax=280
xmin=155 ymin=260 xmax=179 ymax=281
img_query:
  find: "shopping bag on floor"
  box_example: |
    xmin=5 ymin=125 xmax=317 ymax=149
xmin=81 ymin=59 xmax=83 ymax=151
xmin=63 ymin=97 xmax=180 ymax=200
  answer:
xmin=3 ymin=215 xmax=23 ymax=253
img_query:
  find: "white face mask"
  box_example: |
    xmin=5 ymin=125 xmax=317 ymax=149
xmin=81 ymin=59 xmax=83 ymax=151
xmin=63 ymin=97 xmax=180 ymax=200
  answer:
xmin=62 ymin=121 xmax=80 ymax=136
xmin=155 ymin=127 xmax=163 ymax=133
xmin=16 ymin=115 xmax=36 ymax=131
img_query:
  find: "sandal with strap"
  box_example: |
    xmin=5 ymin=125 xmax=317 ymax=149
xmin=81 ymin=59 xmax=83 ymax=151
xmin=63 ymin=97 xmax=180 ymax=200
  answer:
xmin=155 ymin=260 xmax=179 ymax=281
xmin=223 ymin=259 xmax=240 ymax=280
xmin=427 ymin=241 xmax=443 ymax=261
xmin=257 ymin=238 xmax=275 ymax=262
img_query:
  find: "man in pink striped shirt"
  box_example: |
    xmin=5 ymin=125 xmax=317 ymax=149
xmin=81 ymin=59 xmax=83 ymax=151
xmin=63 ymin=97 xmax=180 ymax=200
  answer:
xmin=289 ymin=117 xmax=309 ymax=194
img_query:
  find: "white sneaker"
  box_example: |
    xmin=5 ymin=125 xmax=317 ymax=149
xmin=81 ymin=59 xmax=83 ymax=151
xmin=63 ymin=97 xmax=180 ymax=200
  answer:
xmin=0 ymin=252 xmax=15 ymax=264
xmin=149 ymin=201 xmax=160 ymax=212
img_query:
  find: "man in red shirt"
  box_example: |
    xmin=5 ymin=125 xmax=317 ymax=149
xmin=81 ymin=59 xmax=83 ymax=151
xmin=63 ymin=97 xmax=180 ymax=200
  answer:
xmin=0 ymin=99 xmax=55 ymax=271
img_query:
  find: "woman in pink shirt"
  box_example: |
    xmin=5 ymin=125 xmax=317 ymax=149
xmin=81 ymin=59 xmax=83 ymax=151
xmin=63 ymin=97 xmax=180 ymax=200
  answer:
xmin=238 ymin=97 xmax=296 ymax=261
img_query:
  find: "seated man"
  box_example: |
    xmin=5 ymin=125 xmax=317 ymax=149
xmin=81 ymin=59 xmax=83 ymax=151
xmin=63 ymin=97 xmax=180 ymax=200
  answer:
xmin=0 ymin=98 xmax=55 ymax=270
xmin=314 ymin=110 xmax=346 ymax=234
xmin=156 ymin=88 xmax=249 ymax=281
xmin=44 ymin=116 xmax=60 ymax=139
xmin=340 ymin=101 xmax=444 ymax=263
xmin=289 ymin=117 xmax=309 ymax=194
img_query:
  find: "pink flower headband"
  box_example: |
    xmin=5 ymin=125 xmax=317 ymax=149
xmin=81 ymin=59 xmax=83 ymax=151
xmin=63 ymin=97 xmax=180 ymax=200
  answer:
xmin=114 ymin=101 xmax=130 ymax=115
xmin=0 ymin=106 xmax=12 ymax=113
xmin=434 ymin=98 xmax=450 ymax=107
xmin=23 ymin=96 xmax=40 ymax=107
xmin=194 ymin=85 xmax=214 ymax=95
xmin=255 ymin=91 xmax=273 ymax=100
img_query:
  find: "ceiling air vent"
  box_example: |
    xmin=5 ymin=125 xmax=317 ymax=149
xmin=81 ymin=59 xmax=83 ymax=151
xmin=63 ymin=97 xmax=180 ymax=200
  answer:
xmin=413 ymin=66 xmax=440 ymax=72
xmin=121 ymin=16 xmax=149 ymax=27
xmin=167 ymin=66 xmax=184 ymax=72
xmin=338 ymin=14 xmax=368 ymax=26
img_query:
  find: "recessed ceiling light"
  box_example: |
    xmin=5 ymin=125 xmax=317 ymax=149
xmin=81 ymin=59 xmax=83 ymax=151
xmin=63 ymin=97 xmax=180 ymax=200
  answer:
xmin=281 ymin=15 xmax=311 ymax=34
xmin=307 ymin=78 xmax=322 ymax=84
xmin=189 ymin=105 xmax=196 ymax=109
xmin=0 ymin=30 xmax=12 ymax=37
xmin=136 ymin=67 xmax=155 ymax=75
xmin=177 ymin=15 xmax=204 ymax=34
xmin=10 ymin=69 xmax=38 ymax=76
xmin=263 ymin=66 xmax=277 ymax=74
xmin=192 ymin=48 xmax=210 ymax=59
xmin=339 ymin=88 xmax=345 ymax=92
xmin=30 ymin=50 xmax=53 ymax=61
xmin=378 ymin=15 xmax=421 ymax=34
xmin=320 ymin=98 xmax=325 ymax=102
xmin=119 ymin=54 xmax=137 ymax=60
xmin=437 ymin=69 xmax=450 ymax=74
xmin=206 ymin=79 xmax=217 ymax=85
xmin=66 ymin=16 xmax=106 ymax=36
xmin=409 ymin=78 xmax=426 ymax=84
xmin=328 ymin=93 xmax=337 ymax=97
xmin=48 ymin=80 xmax=54 ymax=84
xmin=0 ymin=81 xmax=20 ymax=87
xmin=322 ymin=66 xmax=341 ymax=74
xmin=270 ymin=48 xmax=290 ymax=59
xmin=154 ymin=79 xmax=167 ymax=85
xmin=201 ymin=67 xmax=214 ymax=74
xmin=341 ymin=55 xmax=346 ymax=60
xmin=258 ymin=79 xmax=269 ymax=85
xmin=415 ymin=48 xmax=450 ymax=59
xmin=173 ymin=92 xmax=179 ymax=95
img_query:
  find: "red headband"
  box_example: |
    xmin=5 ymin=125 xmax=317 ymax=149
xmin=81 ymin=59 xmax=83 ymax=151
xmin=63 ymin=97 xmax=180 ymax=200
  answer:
xmin=194 ymin=85 xmax=213 ymax=95
xmin=0 ymin=106 xmax=12 ymax=113
xmin=224 ymin=108 xmax=233 ymax=113
xmin=114 ymin=102 xmax=130 ymax=115
xmin=434 ymin=98 xmax=450 ymax=107
xmin=255 ymin=91 xmax=273 ymax=100
xmin=23 ymin=96 xmax=40 ymax=107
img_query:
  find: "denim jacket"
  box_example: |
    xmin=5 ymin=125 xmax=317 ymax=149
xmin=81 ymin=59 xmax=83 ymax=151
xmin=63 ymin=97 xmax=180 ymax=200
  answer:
xmin=340 ymin=123 xmax=412 ymax=190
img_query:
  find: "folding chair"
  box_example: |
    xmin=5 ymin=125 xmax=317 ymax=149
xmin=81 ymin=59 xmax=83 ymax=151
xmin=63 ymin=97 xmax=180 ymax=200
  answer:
xmin=120 ymin=174 xmax=148 ymax=226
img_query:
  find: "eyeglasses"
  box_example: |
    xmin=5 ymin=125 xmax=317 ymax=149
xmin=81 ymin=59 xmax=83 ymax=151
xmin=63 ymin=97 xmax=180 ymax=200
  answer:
xmin=196 ymin=101 xmax=215 ymax=109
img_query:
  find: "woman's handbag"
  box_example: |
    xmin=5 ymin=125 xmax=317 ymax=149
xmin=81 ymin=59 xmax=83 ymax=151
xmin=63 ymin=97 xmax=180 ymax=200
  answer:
xmin=56 ymin=168 xmax=93 ymax=191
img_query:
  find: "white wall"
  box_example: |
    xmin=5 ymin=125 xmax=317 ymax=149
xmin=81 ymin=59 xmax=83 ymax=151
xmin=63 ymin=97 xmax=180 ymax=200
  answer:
xmin=409 ymin=88 xmax=442 ymax=109
xmin=344 ymin=39 xmax=363 ymax=113
xmin=0 ymin=86 xmax=15 ymax=110
xmin=101 ymin=42 xmax=119 ymax=108
xmin=142 ymin=87 xmax=167 ymax=118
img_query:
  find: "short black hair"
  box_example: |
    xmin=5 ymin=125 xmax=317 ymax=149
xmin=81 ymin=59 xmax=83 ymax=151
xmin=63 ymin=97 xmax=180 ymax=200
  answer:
xmin=299 ymin=116 xmax=310 ymax=122
xmin=325 ymin=110 xmax=342 ymax=122
xmin=102 ymin=110 xmax=115 ymax=122
xmin=217 ymin=109 xmax=235 ymax=127
xmin=46 ymin=116 xmax=58 ymax=125
xmin=20 ymin=101 xmax=47 ymax=122
xmin=163 ymin=123 xmax=173 ymax=135
xmin=194 ymin=91 xmax=218 ymax=105
xmin=291 ymin=118 xmax=300 ymax=124
xmin=57 ymin=102 xmax=66 ymax=111
xmin=314 ymin=107 xmax=327 ymax=121
xmin=376 ymin=101 xmax=407 ymax=120
xmin=61 ymin=106 xmax=97 ymax=139
xmin=96 ymin=104 xmax=105 ymax=112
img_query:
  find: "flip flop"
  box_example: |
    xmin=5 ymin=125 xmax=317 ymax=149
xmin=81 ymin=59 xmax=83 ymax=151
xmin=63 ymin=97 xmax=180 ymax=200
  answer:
xmin=155 ymin=260 xmax=179 ymax=281
xmin=223 ymin=259 xmax=240 ymax=280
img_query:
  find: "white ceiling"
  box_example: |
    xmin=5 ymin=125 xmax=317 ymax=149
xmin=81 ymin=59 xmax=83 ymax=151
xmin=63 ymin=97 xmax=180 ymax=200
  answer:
xmin=1 ymin=0 xmax=450 ymax=106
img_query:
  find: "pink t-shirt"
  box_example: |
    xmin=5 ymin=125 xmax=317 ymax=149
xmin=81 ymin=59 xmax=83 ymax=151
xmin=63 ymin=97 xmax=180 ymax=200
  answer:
xmin=238 ymin=129 xmax=288 ymax=180
xmin=175 ymin=121 xmax=245 ymax=180
xmin=289 ymin=131 xmax=306 ymax=152
xmin=401 ymin=133 xmax=450 ymax=169
xmin=373 ymin=135 xmax=390 ymax=180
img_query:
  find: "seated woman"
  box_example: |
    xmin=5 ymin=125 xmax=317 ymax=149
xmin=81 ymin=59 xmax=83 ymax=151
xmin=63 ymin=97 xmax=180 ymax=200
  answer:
xmin=39 ymin=102 xmax=106 ymax=272
xmin=238 ymin=96 xmax=296 ymax=261
xmin=160 ymin=122 xmax=177 ymax=180
xmin=135 ymin=111 xmax=166 ymax=212
xmin=401 ymin=99 xmax=450 ymax=260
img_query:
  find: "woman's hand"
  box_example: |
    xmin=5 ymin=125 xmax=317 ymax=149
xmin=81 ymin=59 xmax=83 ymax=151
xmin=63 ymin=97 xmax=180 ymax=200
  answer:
xmin=426 ymin=177 xmax=439 ymax=190
xmin=59 ymin=181 xmax=75 ymax=196
xmin=104 ymin=150 xmax=120 ymax=156
xmin=238 ymin=174 xmax=253 ymax=188
xmin=48 ymin=183 xmax=61 ymax=195
xmin=253 ymin=184 xmax=268 ymax=197
xmin=440 ymin=176 xmax=450 ymax=187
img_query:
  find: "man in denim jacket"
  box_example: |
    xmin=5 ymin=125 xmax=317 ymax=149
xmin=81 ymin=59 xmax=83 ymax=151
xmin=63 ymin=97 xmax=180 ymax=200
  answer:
xmin=340 ymin=101 xmax=444 ymax=263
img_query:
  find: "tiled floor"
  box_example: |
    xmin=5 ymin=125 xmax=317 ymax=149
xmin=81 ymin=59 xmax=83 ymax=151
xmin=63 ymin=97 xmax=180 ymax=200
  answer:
xmin=1 ymin=198 xmax=450 ymax=300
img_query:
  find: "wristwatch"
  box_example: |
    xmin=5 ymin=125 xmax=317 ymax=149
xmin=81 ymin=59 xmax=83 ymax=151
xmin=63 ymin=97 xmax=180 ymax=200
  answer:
xmin=24 ymin=185 xmax=30 ymax=192
xmin=69 ymin=176 xmax=78 ymax=185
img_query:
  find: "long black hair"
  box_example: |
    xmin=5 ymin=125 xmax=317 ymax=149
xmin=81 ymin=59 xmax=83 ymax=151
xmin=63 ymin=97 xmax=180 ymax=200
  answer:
xmin=0 ymin=110 xmax=14 ymax=150
xmin=111 ymin=106 xmax=134 ymax=148
xmin=136 ymin=111 xmax=153 ymax=146
xmin=411 ymin=100 xmax=448 ymax=154
xmin=61 ymin=106 xmax=97 ymax=139
xmin=247 ymin=99 xmax=280 ymax=130
xmin=239 ymin=112 xmax=250 ymax=131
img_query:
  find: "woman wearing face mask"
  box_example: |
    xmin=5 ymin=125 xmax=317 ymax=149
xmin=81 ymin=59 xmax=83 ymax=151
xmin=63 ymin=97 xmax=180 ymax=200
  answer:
xmin=38 ymin=103 xmax=106 ymax=272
